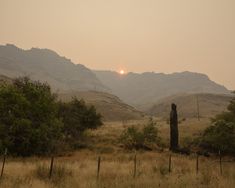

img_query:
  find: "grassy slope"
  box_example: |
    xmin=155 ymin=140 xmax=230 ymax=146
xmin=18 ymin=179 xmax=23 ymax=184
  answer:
xmin=0 ymin=75 xmax=144 ymax=122
xmin=143 ymin=93 xmax=233 ymax=119
xmin=58 ymin=91 xmax=144 ymax=122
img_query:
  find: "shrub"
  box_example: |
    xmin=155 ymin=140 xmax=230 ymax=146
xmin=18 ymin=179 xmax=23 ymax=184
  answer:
xmin=120 ymin=119 xmax=160 ymax=150
xmin=0 ymin=77 xmax=103 ymax=156
xmin=58 ymin=98 xmax=102 ymax=147
xmin=143 ymin=119 xmax=160 ymax=146
xmin=199 ymin=120 xmax=235 ymax=155
xmin=199 ymin=93 xmax=235 ymax=155
xmin=0 ymin=77 xmax=62 ymax=156
xmin=120 ymin=126 xmax=144 ymax=149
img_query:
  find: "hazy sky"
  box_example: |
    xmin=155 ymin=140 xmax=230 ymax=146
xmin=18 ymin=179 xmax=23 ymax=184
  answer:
xmin=0 ymin=0 xmax=235 ymax=89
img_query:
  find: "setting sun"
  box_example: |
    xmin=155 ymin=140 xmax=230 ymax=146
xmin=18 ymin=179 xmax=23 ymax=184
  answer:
xmin=119 ymin=70 xmax=125 ymax=75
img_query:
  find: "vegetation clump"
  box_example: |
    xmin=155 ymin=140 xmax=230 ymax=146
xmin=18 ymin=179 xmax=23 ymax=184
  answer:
xmin=120 ymin=119 xmax=161 ymax=150
xmin=0 ymin=77 xmax=102 ymax=156
xmin=59 ymin=98 xmax=102 ymax=148
xmin=199 ymin=93 xmax=235 ymax=155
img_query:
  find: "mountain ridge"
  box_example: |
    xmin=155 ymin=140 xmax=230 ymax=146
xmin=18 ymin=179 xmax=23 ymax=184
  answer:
xmin=0 ymin=44 xmax=231 ymax=110
xmin=94 ymin=70 xmax=230 ymax=106
xmin=0 ymin=73 xmax=143 ymax=121
xmin=0 ymin=44 xmax=108 ymax=92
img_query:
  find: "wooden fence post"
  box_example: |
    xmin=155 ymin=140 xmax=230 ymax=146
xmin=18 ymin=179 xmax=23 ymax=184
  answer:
xmin=196 ymin=154 xmax=199 ymax=174
xmin=49 ymin=156 xmax=54 ymax=179
xmin=1 ymin=148 xmax=7 ymax=178
xmin=97 ymin=156 xmax=101 ymax=180
xmin=133 ymin=154 xmax=137 ymax=178
xmin=168 ymin=154 xmax=172 ymax=173
xmin=219 ymin=150 xmax=222 ymax=175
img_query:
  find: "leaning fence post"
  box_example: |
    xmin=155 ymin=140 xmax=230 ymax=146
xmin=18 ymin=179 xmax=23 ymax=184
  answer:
xmin=49 ymin=156 xmax=54 ymax=179
xmin=219 ymin=150 xmax=222 ymax=175
xmin=168 ymin=154 xmax=172 ymax=173
xmin=196 ymin=154 xmax=199 ymax=174
xmin=133 ymin=154 xmax=137 ymax=178
xmin=1 ymin=148 xmax=7 ymax=178
xmin=97 ymin=156 xmax=101 ymax=180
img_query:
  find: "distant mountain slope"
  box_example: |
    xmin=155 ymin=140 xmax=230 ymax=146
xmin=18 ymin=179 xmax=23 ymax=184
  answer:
xmin=0 ymin=74 xmax=12 ymax=84
xmin=0 ymin=44 xmax=107 ymax=92
xmin=94 ymin=70 xmax=230 ymax=106
xmin=0 ymin=73 xmax=142 ymax=121
xmin=58 ymin=91 xmax=144 ymax=121
xmin=145 ymin=93 xmax=233 ymax=119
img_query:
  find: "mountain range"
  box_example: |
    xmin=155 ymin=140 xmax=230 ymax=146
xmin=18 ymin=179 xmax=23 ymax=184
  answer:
xmin=94 ymin=70 xmax=230 ymax=106
xmin=0 ymin=44 xmax=107 ymax=92
xmin=0 ymin=44 xmax=232 ymax=120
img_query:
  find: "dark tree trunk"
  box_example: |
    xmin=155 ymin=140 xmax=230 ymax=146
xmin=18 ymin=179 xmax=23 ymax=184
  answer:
xmin=170 ymin=103 xmax=179 ymax=151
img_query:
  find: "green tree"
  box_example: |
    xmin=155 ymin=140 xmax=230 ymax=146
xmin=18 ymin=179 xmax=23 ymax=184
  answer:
xmin=200 ymin=120 xmax=235 ymax=154
xmin=0 ymin=77 xmax=62 ymax=156
xmin=59 ymin=98 xmax=102 ymax=144
xmin=199 ymin=93 xmax=235 ymax=155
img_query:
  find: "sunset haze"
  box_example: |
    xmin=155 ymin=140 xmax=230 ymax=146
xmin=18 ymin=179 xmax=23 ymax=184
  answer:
xmin=0 ymin=0 xmax=235 ymax=89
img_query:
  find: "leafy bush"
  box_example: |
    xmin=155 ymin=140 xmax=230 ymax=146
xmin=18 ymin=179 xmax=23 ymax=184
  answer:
xmin=143 ymin=120 xmax=160 ymax=145
xmin=0 ymin=77 xmax=62 ymax=156
xmin=0 ymin=77 xmax=103 ymax=156
xmin=199 ymin=120 xmax=235 ymax=155
xmin=120 ymin=126 xmax=144 ymax=149
xmin=58 ymin=98 xmax=102 ymax=147
xmin=199 ymin=94 xmax=235 ymax=155
xmin=120 ymin=119 xmax=160 ymax=150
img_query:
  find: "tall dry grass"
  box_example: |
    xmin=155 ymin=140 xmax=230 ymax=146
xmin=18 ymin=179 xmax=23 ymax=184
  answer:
xmin=0 ymin=151 xmax=234 ymax=188
xmin=0 ymin=118 xmax=234 ymax=188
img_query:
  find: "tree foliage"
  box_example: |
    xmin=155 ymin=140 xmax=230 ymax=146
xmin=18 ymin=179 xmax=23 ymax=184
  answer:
xmin=0 ymin=77 xmax=103 ymax=156
xmin=200 ymin=94 xmax=235 ymax=155
xmin=59 ymin=98 xmax=102 ymax=144
xmin=200 ymin=120 xmax=235 ymax=154
xmin=0 ymin=77 xmax=62 ymax=156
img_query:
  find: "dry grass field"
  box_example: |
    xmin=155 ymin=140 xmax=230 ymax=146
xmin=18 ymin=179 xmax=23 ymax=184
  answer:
xmin=89 ymin=117 xmax=211 ymax=151
xmin=0 ymin=118 xmax=234 ymax=188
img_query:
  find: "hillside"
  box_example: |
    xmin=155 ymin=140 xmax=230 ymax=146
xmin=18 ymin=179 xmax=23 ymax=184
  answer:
xmin=94 ymin=70 xmax=230 ymax=106
xmin=0 ymin=44 xmax=107 ymax=92
xmin=58 ymin=91 xmax=144 ymax=121
xmin=0 ymin=73 xmax=142 ymax=121
xmin=145 ymin=93 xmax=233 ymax=119
xmin=0 ymin=74 xmax=12 ymax=84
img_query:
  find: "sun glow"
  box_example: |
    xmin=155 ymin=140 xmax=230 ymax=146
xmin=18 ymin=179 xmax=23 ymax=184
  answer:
xmin=119 ymin=70 xmax=125 ymax=75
